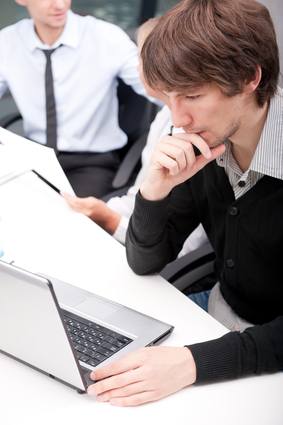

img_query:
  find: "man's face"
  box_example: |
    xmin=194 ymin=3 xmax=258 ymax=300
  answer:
xmin=166 ymin=82 xmax=245 ymax=147
xmin=17 ymin=0 xmax=71 ymax=31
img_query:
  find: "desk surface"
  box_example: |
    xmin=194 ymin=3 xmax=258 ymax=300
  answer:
xmin=0 ymin=171 xmax=282 ymax=425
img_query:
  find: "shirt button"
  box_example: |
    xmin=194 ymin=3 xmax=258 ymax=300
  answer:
xmin=226 ymin=259 xmax=235 ymax=268
xmin=228 ymin=207 xmax=239 ymax=216
xmin=238 ymin=181 xmax=246 ymax=187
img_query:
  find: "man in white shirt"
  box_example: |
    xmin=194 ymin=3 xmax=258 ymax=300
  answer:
xmin=0 ymin=0 xmax=151 ymax=197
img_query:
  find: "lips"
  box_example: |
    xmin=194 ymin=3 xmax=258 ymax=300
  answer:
xmin=52 ymin=12 xmax=67 ymax=20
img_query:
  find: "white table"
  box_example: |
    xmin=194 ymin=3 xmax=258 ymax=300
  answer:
xmin=0 ymin=170 xmax=282 ymax=425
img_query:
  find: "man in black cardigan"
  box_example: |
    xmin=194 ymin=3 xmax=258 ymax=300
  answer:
xmin=85 ymin=0 xmax=283 ymax=406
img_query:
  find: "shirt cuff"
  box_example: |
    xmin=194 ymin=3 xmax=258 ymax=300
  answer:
xmin=112 ymin=216 xmax=129 ymax=245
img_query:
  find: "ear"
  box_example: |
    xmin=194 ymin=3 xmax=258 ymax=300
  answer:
xmin=243 ymin=65 xmax=262 ymax=94
xmin=14 ymin=0 xmax=27 ymax=6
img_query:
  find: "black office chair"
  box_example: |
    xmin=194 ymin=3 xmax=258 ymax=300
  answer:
xmin=159 ymin=243 xmax=217 ymax=295
xmin=113 ymin=78 xmax=157 ymax=190
xmin=0 ymin=110 xmax=22 ymax=130
xmin=0 ymin=78 xmax=157 ymax=193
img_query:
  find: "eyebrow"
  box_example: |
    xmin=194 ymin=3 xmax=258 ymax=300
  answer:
xmin=166 ymin=87 xmax=203 ymax=98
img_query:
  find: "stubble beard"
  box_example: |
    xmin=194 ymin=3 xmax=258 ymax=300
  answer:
xmin=208 ymin=120 xmax=241 ymax=148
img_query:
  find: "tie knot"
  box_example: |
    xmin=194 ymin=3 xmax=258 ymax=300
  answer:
xmin=42 ymin=44 xmax=62 ymax=59
xmin=43 ymin=48 xmax=56 ymax=59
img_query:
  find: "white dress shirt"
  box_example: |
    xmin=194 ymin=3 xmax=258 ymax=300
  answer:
xmin=108 ymin=105 xmax=208 ymax=253
xmin=0 ymin=10 xmax=148 ymax=152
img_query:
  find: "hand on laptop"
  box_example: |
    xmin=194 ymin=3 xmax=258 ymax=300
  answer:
xmin=61 ymin=192 xmax=121 ymax=234
xmin=87 ymin=346 xmax=196 ymax=406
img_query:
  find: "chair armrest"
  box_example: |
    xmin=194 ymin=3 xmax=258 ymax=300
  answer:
xmin=0 ymin=112 xmax=22 ymax=129
xmin=100 ymin=186 xmax=130 ymax=203
xmin=159 ymin=243 xmax=216 ymax=292
xmin=112 ymin=131 xmax=148 ymax=189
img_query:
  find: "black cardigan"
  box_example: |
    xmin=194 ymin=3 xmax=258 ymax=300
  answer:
xmin=126 ymin=160 xmax=283 ymax=382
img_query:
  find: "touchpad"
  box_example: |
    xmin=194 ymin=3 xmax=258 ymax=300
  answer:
xmin=74 ymin=298 xmax=117 ymax=320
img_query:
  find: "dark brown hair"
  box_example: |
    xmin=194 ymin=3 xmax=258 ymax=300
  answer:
xmin=141 ymin=0 xmax=280 ymax=107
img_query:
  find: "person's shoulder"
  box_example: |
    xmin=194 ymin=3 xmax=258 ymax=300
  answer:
xmin=77 ymin=13 xmax=131 ymax=41
xmin=1 ymin=18 xmax=31 ymax=33
xmin=0 ymin=19 xmax=27 ymax=36
xmin=0 ymin=19 xmax=31 ymax=46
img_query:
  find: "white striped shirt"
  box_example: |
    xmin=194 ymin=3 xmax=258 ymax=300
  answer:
xmin=209 ymin=87 xmax=283 ymax=332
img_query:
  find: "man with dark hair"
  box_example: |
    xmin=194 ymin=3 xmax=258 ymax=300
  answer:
xmin=84 ymin=0 xmax=283 ymax=406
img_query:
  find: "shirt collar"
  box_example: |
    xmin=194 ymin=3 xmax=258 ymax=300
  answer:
xmin=21 ymin=9 xmax=79 ymax=52
xmin=217 ymin=87 xmax=283 ymax=181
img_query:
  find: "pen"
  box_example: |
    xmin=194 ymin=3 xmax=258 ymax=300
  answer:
xmin=32 ymin=170 xmax=61 ymax=195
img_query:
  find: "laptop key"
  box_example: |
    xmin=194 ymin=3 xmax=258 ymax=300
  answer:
xmin=93 ymin=339 xmax=103 ymax=346
xmin=97 ymin=347 xmax=113 ymax=357
xmin=86 ymin=359 xmax=100 ymax=367
xmin=117 ymin=336 xmax=132 ymax=344
xmin=97 ymin=332 xmax=107 ymax=340
xmin=76 ymin=345 xmax=88 ymax=353
xmin=78 ymin=355 xmax=89 ymax=363
xmin=103 ymin=343 xmax=119 ymax=352
xmin=112 ymin=340 xmax=125 ymax=348
xmin=89 ymin=344 xmax=99 ymax=352
xmin=92 ymin=353 xmax=107 ymax=362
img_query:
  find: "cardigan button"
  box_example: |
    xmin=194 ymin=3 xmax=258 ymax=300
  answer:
xmin=228 ymin=207 xmax=239 ymax=216
xmin=226 ymin=259 xmax=235 ymax=268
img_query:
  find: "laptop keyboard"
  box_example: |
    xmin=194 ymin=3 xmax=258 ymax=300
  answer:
xmin=62 ymin=310 xmax=133 ymax=368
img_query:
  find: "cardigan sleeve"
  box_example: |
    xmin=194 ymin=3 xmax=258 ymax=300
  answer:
xmin=187 ymin=316 xmax=283 ymax=382
xmin=126 ymin=188 xmax=199 ymax=275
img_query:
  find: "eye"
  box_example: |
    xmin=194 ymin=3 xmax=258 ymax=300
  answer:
xmin=186 ymin=95 xmax=198 ymax=100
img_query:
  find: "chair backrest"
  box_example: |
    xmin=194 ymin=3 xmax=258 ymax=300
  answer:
xmin=160 ymin=243 xmax=217 ymax=295
xmin=117 ymin=77 xmax=157 ymax=152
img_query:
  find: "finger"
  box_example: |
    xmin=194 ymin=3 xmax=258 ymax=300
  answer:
xmin=96 ymin=380 xmax=148 ymax=402
xmin=158 ymin=135 xmax=202 ymax=171
xmin=152 ymin=151 xmax=183 ymax=176
xmin=61 ymin=192 xmax=79 ymax=207
xmin=62 ymin=193 xmax=90 ymax=212
xmin=109 ymin=390 xmax=159 ymax=407
xmin=90 ymin=352 xmax=143 ymax=383
xmin=61 ymin=193 xmax=81 ymax=212
xmin=154 ymin=142 xmax=188 ymax=172
xmin=89 ymin=369 xmax=140 ymax=396
xmin=172 ymin=132 xmax=212 ymax=159
xmin=61 ymin=191 xmax=74 ymax=201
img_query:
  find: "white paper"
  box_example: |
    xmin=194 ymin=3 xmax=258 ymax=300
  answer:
xmin=0 ymin=143 xmax=32 ymax=185
xmin=0 ymin=127 xmax=75 ymax=195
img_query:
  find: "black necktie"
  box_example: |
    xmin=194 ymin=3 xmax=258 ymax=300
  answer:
xmin=43 ymin=47 xmax=61 ymax=155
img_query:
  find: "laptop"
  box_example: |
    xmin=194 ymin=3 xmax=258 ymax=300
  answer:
xmin=0 ymin=260 xmax=173 ymax=393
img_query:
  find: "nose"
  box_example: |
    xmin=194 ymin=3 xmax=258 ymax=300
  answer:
xmin=170 ymin=99 xmax=193 ymax=129
xmin=53 ymin=0 xmax=67 ymax=9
